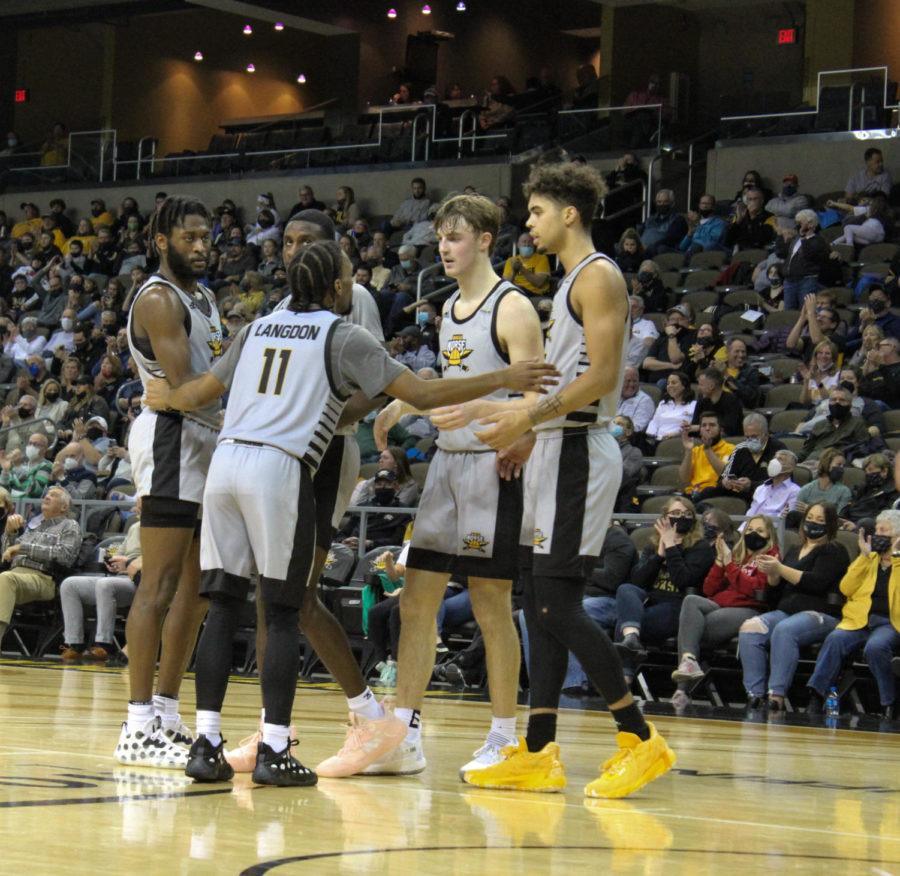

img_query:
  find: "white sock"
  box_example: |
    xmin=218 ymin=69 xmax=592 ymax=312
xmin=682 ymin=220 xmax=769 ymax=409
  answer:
xmin=347 ymin=688 xmax=384 ymax=721
xmin=489 ymin=716 xmax=517 ymax=744
xmin=395 ymin=707 xmax=421 ymax=743
xmin=127 ymin=701 xmax=154 ymax=735
xmin=196 ymin=710 xmax=222 ymax=747
xmin=262 ymin=722 xmax=291 ymax=754
xmin=153 ymin=693 xmax=180 ymax=730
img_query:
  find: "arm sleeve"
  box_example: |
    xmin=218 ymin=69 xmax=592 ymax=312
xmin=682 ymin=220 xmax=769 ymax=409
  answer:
xmin=333 ymin=324 xmax=409 ymax=399
xmin=702 ymin=562 xmax=727 ymax=597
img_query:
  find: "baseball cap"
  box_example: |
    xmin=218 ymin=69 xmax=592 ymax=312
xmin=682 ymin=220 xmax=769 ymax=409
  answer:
xmin=374 ymin=468 xmax=398 ymax=482
xmin=397 ymin=326 xmax=421 ymax=338
xmin=782 ymin=173 xmax=798 ymax=185
xmin=667 ymin=304 xmax=691 ymax=319
xmin=86 ymin=415 xmax=108 ymax=431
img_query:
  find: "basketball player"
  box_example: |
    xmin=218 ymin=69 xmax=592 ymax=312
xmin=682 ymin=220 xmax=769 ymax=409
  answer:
xmin=144 ymin=241 xmax=558 ymax=784
xmin=365 ymin=194 xmax=545 ymax=778
xmin=115 ymin=195 xmax=224 ymax=768
xmin=224 ymin=210 xmax=409 ymax=778
xmin=467 ymin=162 xmax=676 ymax=798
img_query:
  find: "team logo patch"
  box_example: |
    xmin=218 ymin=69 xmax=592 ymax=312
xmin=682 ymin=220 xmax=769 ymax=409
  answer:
xmin=544 ymin=319 xmax=555 ymax=342
xmin=442 ymin=334 xmax=474 ymax=371
xmin=533 ymin=529 xmax=548 ymax=549
xmin=207 ymin=330 xmax=223 ymax=359
xmin=370 ymin=555 xmax=391 ymax=572
xmin=462 ymin=532 xmax=489 ymax=552
xmin=323 ymin=550 xmax=337 ymax=570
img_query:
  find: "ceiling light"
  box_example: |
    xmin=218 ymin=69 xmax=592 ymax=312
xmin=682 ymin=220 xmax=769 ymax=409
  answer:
xmin=247 ymin=63 xmax=256 ymax=72
xmin=422 ymin=4 xmax=432 ymax=13
xmin=456 ymin=1 xmax=466 ymax=9
xmin=274 ymin=22 xmax=284 ymax=31
xmin=193 ymin=51 xmax=203 ymax=61
xmin=387 ymin=8 xmax=397 ymax=18
xmin=243 ymin=24 xmax=252 ymax=35
xmin=297 ymin=74 xmax=307 ymax=84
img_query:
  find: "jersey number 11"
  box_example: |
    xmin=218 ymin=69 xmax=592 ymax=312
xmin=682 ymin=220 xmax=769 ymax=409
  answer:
xmin=258 ymin=347 xmax=292 ymax=395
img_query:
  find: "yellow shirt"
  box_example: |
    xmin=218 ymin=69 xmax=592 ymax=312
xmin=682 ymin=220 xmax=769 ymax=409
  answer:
xmin=837 ymin=554 xmax=900 ymax=631
xmin=64 ymin=234 xmax=98 ymax=256
xmin=11 ymin=218 xmax=42 ymax=239
xmin=90 ymin=211 xmax=115 ymax=230
xmin=687 ymin=439 xmax=734 ymax=493
xmin=503 ymin=252 xmax=551 ymax=295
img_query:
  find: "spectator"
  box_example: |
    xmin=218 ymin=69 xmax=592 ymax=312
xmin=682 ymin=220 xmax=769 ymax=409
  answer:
xmin=805 ymin=511 xmax=900 ymax=719
xmin=93 ymin=354 xmax=123 ymax=408
xmin=246 ymin=204 xmax=280 ymax=249
xmin=88 ymin=198 xmax=115 ymax=231
xmin=35 ymin=379 xmax=67 ymax=424
xmin=414 ymin=301 xmax=439 ymax=355
xmin=679 ymin=411 xmax=735 ymax=498
xmin=339 ymin=468 xmax=412 ymax=551
xmin=741 ymin=449 xmax=800 ymax=524
xmin=615 ymin=228 xmax=645 ymax=274
xmin=58 ymin=356 xmax=82 ymax=402
xmin=502 ymin=232 xmax=550 ymax=298
xmin=623 ymin=74 xmax=670 ymax=147
xmin=755 ymin=262 xmax=785 ymax=312
xmin=845 ymin=147 xmax=892 ymax=199
xmin=332 ymin=185 xmax=360 ymax=232
xmin=386 ymin=178 xmax=431 ymax=233
xmin=844 ymin=286 xmax=900 ymax=353
xmin=0 ymin=431 xmax=51 ymax=498
xmin=786 ymin=294 xmax=846 ymax=360
xmin=738 ymin=501 xmax=850 ymax=710
xmin=392 ymin=325 xmax=436 ymax=371
xmin=59 ymin=378 xmax=109 ymax=443
xmin=833 ymin=194 xmax=892 ymax=248
xmin=212 ymin=206 xmax=238 ymax=252
xmin=689 ymin=368 xmax=744 ymax=436
xmin=478 ymin=76 xmax=517 ymax=130
xmin=72 ymin=414 xmax=113 ymax=474
xmin=699 ymin=506 xmax=738 ymax=547
xmin=848 ymin=323 xmax=884 ymax=369
xmin=714 ymin=336 xmax=760 ymax=408
xmin=47 ymin=440 xmax=98 ymax=500
xmin=66 ymin=218 xmax=98 ymax=256
xmin=704 ymin=411 xmax=785 ymax=502
xmin=350 ymin=446 xmax=419 ymax=508
xmin=91 ymin=226 xmax=119 ymax=277
xmin=348 ymin=218 xmax=372 ymax=251
xmin=730 ymin=170 xmax=772 ymax=211
xmin=613 ymin=414 xmax=643 ymax=511
xmin=0 ymin=486 xmax=82 ymax=642
xmin=289 ymin=185 xmax=325 ymax=218
xmin=5 ymin=316 xmax=46 ymax=364
xmin=216 ymin=229 xmax=257 ymax=287
xmin=645 ymin=370 xmax=696 ymax=444
xmin=799 ymin=386 xmax=870 ymax=464
xmin=797 ymin=339 xmax=841 ymax=406
xmin=381 ymin=244 xmax=426 ymax=334
xmin=642 ymin=304 xmax=695 ymax=382
xmin=630 ymin=259 xmax=668 ymax=313
xmin=860 ymin=335 xmax=900 ymax=408
xmin=628 ymin=295 xmax=658 ymax=351
xmin=356 ymin=409 xmax=415 ymax=463
xmin=680 ymin=193 xmax=725 ymax=258
xmin=779 ymin=209 xmax=828 ymax=309
xmin=40 ymin=122 xmax=68 ymax=166
xmin=791 ymin=449 xmax=852 ymax=522
xmin=364 ymin=241 xmax=392 ymax=291
xmin=639 ymin=189 xmax=687 ymax=258
xmin=234 ymin=271 xmax=266 ymax=314
xmin=723 ymin=187 xmax=775 ymax=252
xmin=256 ymin=238 xmax=283 ymax=281
xmin=686 ymin=322 xmax=724 ymax=376
xmin=614 ymin=496 xmax=715 ymax=679
xmin=839 ymin=452 xmax=899 ymax=531
xmin=617 ymin=364 xmax=655 ymax=435
xmin=765 ymin=173 xmax=811 ymax=228
xmin=671 ymin=515 xmax=779 ymax=707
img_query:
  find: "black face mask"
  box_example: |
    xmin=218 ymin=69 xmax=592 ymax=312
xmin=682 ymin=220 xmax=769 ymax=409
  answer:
xmin=698 ymin=207 xmax=713 ymax=218
xmin=743 ymin=531 xmax=768 ymax=552
xmin=44 ymin=392 xmax=59 ymax=402
xmin=839 ymin=381 xmax=856 ymax=394
xmin=669 ymin=516 xmax=694 ymax=534
xmin=637 ymin=271 xmax=655 ymax=286
xmin=866 ymin=471 xmax=886 ymax=489
xmin=829 ymin=403 xmax=850 ymax=421
xmin=374 ymin=488 xmax=395 ymax=506
xmin=870 ymin=534 xmax=893 ymax=554
xmin=702 ymin=522 xmax=719 ymax=541
xmin=803 ymin=521 xmax=827 ymax=540
xmin=828 ymin=466 xmax=844 ymax=483
xmin=656 ymin=205 xmax=671 ymax=217
xmin=870 ymin=298 xmax=888 ymax=315
xmin=86 ymin=427 xmax=103 ymax=441
xmin=18 ymin=408 xmax=33 ymax=419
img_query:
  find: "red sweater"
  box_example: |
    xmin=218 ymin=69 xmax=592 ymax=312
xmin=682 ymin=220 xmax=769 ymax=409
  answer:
xmin=702 ymin=547 xmax=780 ymax=608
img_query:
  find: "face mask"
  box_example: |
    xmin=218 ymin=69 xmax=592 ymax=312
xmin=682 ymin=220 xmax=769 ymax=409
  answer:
xmin=767 ymin=458 xmax=783 ymax=478
xmin=18 ymin=407 xmax=33 ymax=419
xmin=656 ymin=204 xmax=670 ymax=216
xmin=374 ymin=487 xmax=395 ymax=506
xmin=7 ymin=137 xmax=17 ymax=148
xmin=61 ymin=318 xmax=74 ymax=331
xmin=866 ymin=471 xmax=886 ymax=489
xmin=698 ymin=207 xmax=713 ymax=218
xmin=745 ymin=438 xmax=763 ymax=454
xmin=702 ymin=522 xmax=720 ymax=541
xmin=743 ymin=531 xmax=768 ymax=552
xmin=637 ymin=271 xmax=654 ymax=286
xmin=363 ymin=409 xmax=378 ymax=424
xmin=669 ymin=516 xmax=694 ymax=534
xmin=25 ymin=445 xmax=41 ymax=461
xmin=870 ymin=298 xmax=888 ymax=315
xmin=519 ymin=246 xmax=535 ymax=258
xmin=417 ymin=312 xmax=428 ymax=326
xmin=870 ymin=534 xmax=893 ymax=554
xmin=839 ymin=381 xmax=856 ymax=394
xmin=27 ymin=363 xmax=40 ymax=378
xmin=782 ymin=185 xmax=797 ymax=197
xmin=803 ymin=521 xmax=827 ymax=540
xmin=63 ymin=456 xmax=78 ymax=471
xmin=400 ymin=260 xmax=413 ymax=270
xmin=86 ymin=427 xmax=103 ymax=441
xmin=829 ymin=403 xmax=850 ymax=421
xmin=44 ymin=391 xmax=59 ymax=402
xmin=828 ymin=466 xmax=844 ymax=483
xmin=610 ymin=423 xmax=624 ymax=439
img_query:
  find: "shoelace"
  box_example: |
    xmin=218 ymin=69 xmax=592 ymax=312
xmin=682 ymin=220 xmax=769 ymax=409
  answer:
xmin=601 ymin=747 xmax=634 ymax=775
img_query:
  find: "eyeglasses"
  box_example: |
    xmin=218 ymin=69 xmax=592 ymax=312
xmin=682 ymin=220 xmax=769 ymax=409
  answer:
xmin=667 ymin=511 xmax=694 ymax=519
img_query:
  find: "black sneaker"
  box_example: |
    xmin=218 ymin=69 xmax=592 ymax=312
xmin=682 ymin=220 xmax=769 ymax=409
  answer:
xmin=442 ymin=663 xmax=466 ymax=686
xmin=185 ymin=735 xmax=234 ymax=783
xmin=252 ymin=740 xmax=317 ymax=787
xmin=614 ymin=634 xmax=647 ymax=665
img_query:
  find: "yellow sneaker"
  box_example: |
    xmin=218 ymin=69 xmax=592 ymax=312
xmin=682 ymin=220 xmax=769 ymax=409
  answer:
xmin=462 ymin=737 xmax=566 ymax=793
xmin=584 ymin=722 xmax=675 ymax=799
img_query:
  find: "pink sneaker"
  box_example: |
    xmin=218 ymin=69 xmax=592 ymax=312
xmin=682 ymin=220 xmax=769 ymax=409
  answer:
xmin=315 ymin=711 xmax=408 ymax=778
xmin=225 ymin=725 xmax=296 ymax=773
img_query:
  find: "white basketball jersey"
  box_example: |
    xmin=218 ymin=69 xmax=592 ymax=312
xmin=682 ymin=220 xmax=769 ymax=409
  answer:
xmin=219 ymin=309 xmax=347 ymax=471
xmin=539 ymin=252 xmax=629 ymax=431
xmin=127 ymin=274 xmax=224 ymax=426
xmin=437 ymin=280 xmax=521 ymax=452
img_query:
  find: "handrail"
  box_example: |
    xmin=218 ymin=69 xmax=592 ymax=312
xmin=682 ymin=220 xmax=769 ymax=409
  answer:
xmin=416 ymin=261 xmax=447 ymax=303
xmin=410 ymin=112 xmax=430 ymax=163
xmin=601 ymin=177 xmax=648 ymax=225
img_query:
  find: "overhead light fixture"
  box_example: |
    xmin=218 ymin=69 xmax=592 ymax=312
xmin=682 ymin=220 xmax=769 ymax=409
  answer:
xmin=193 ymin=51 xmax=203 ymax=61
xmin=387 ymin=8 xmax=397 ymax=18
xmin=456 ymin=1 xmax=466 ymax=9
xmin=274 ymin=22 xmax=284 ymax=31
xmin=247 ymin=63 xmax=256 ymax=72
xmin=297 ymin=74 xmax=307 ymax=84
xmin=422 ymin=4 xmax=432 ymax=13
xmin=243 ymin=24 xmax=252 ymax=35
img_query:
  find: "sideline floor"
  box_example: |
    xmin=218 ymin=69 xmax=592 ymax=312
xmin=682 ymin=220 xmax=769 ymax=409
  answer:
xmin=1 ymin=659 xmax=899 ymax=875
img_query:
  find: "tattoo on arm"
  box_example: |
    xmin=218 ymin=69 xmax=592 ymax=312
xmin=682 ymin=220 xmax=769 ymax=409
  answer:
xmin=529 ymin=394 xmax=562 ymax=426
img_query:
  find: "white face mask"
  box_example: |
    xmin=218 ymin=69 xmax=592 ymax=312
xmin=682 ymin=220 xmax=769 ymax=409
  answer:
xmin=61 ymin=317 xmax=74 ymax=331
xmin=767 ymin=458 xmax=783 ymax=478
xmin=25 ymin=444 xmax=41 ymax=461
xmin=63 ymin=456 xmax=78 ymax=471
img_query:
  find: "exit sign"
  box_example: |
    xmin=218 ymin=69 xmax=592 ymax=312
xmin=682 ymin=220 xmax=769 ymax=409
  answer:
xmin=778 ymin=28 xmax=796 ymax=44
xmin=14 ymin=89 xmax=29 ymax=102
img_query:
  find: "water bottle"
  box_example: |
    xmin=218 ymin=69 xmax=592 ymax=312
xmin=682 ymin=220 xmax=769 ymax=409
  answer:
xmin=825 ymin=687 xmax=840 ymax=719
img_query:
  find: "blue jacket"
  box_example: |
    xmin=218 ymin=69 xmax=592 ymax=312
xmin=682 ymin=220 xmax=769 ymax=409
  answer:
xmin=680 ymin=216 xmax=725 ymax=252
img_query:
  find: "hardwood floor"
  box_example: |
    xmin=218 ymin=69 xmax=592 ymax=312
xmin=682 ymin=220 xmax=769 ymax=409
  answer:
xmin=2 ymin=659 xmax=899 ymax=875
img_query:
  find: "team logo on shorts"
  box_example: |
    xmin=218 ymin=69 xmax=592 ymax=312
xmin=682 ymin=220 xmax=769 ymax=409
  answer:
xmin=462 ymin=532 xmax=489 ymax=552
xmin=442 ymin=334 xmax=473 ymax=371
xmin=533 ymin=529 xmax=548 ymax=549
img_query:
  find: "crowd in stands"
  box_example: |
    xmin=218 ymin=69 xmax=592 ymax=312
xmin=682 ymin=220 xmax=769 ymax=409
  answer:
xmin=1 ymin=146 xmax=900 ymax=719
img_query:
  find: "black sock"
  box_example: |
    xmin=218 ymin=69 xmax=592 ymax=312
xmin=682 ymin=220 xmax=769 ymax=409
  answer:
xmin=610 ymin=702 xmax=650 ymax=740
xmin=525 ymin=713 xmax=557 ymax=752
